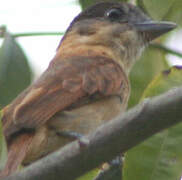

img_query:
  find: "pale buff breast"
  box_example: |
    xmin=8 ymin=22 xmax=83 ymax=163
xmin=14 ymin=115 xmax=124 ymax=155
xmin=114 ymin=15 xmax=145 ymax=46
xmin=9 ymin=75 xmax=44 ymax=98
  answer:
xmin=23 ymin=88 xmax=129 ymax=165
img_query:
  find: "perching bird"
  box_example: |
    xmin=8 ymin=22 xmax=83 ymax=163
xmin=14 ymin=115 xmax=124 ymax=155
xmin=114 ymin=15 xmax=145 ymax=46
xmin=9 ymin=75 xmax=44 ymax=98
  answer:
xmin=0 ymin=1 xmax=176 ymax=178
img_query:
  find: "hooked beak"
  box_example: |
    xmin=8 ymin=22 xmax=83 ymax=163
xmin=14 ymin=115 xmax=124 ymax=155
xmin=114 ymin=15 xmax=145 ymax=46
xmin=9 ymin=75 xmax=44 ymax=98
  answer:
xmin=134 ymin=21 xmax=177 ymax=41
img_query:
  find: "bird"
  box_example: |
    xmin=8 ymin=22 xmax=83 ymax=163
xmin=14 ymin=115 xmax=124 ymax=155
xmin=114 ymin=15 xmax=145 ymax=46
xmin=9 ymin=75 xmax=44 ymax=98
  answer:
xmin=0 ymin=1 xmax=176 ymax=178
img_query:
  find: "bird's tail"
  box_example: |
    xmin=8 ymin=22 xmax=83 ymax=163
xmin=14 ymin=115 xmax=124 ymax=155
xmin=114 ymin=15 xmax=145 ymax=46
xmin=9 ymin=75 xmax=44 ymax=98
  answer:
xmin=0 ymin=133 xmax=33 ymax=178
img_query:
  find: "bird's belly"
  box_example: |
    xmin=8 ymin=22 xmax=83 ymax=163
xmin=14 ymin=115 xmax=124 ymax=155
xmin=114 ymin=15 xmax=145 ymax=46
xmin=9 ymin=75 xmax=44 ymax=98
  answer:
xmin=23 ymin=95 xmax=125 ymax=164
xmin=50 ymin=95 xmax=124 ymax=133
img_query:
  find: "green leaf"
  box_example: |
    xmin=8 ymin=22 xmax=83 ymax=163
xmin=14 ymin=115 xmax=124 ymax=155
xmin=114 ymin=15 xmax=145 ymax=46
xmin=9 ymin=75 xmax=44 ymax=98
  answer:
xmin=0 ymin=32 xmax=32 ymax=107
xmin=137 ymin=0 xmax=182 ymax=26
xmin=137 ymin=0 xmax=175 ymax=20
xmin=142 ymin=66 xmax=182 ymax=98
xmin=77 ymin=168 xmax=99 ymax=180
xmin=0 ymin=110 xmax=7 ymax=171
xmin=78 ymin=167 xmax=122 ymax=180
xmin=123 ymin=66 xmax=182 ymax=180
xmin=79 ymin=0 xmax=128 ymax=10
xmin=128 ymin=47 xmax=169 ymax=108
xmin=164 ymin=0 xmax=182 ymax=26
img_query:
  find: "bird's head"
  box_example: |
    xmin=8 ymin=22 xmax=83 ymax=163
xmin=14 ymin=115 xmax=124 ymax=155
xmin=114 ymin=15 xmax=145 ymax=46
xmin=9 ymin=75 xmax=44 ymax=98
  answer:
xmin=58 ymin=2 xmax=176 ymax=73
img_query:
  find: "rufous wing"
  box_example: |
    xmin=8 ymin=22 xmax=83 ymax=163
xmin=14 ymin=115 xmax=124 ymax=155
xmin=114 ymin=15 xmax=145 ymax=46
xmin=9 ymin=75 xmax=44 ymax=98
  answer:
xmin=0 ymin=133 xmax=34 ymax=178
xmin=2 ymin=55 xmax=126 ymax=139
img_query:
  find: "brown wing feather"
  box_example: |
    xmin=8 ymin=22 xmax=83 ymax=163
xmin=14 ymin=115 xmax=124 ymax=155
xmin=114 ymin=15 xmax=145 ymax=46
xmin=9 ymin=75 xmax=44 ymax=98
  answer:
xmin=0 ymin=133 xmax=34 ymax=178
xmin=2 ymin=55 xmax=125 ymax=139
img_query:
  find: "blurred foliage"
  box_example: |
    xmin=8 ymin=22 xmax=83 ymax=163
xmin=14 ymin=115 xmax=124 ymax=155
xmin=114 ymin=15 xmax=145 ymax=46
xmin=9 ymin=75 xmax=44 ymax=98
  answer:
xmin=78 ymin=159 xmax=122 ymax=180
xmin=141 ymin=66 xmax=182 ymax=98
xmin=0 ymin=111 xmax=7 ymax=171
xmin=138 ymin=0 xmax=182 ymax=26
xmin=79 ymin=0 xmax=128 ymax=10
xmin=124 ymin=66 xmax=182 ymax=180
xmin=0 ymin=0 xmax=182 ymax=179
xmin=128 ymin=47 xmax=169 ymax=108
xmin=137 ymin=0 xmax=176 ymax=20
xmin=78 ymin=169 xmax=99 ymax=180
xmin=0 ymin=32 xmax=32 ymax=108
xmin=165 ymin=0 xmax=182 ymax=26
xmin=0 ymin=31 xmax=32 ymax=174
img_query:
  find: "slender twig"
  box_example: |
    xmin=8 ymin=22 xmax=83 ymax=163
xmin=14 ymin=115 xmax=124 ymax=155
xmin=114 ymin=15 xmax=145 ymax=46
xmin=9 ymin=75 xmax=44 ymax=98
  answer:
xmin=150 ymin=43 xmax=182 ymax=58
xmin=3 ymin=86 xmax=182 ymax=180
xmin=2 ymin=31 xmax=182 ymax=61
xmin=0 ymin=32 xmax=65 ymax=38
xmin=13 ymin=32 xmax=64 ymax=38
xmin=1 ymin=30 xmax=182 ymax=60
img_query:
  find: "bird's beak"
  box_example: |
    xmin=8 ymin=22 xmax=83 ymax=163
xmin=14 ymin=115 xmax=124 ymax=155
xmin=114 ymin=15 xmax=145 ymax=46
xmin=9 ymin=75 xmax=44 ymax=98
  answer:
xmin=134 ymin=21 xmax=177 ymax=41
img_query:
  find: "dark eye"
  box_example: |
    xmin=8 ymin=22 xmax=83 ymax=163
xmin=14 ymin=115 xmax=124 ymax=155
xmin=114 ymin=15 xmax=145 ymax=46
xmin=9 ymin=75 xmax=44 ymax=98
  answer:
xmin=106 ymin=8 xmax=124 ymax=21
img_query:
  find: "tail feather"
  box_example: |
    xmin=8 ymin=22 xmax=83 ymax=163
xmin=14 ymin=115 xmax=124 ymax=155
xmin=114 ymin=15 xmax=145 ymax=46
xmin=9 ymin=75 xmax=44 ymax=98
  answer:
xmin=0 ymin=133 xmax=33 ymax=178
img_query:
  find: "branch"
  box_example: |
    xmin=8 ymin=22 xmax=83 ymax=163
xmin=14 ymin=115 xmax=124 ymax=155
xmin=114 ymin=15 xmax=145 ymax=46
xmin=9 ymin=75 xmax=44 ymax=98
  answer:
xmin=150 ymin=43 xmax=182 ymax=58
xmin=0 ymin=27 xmax=64 ymax=38
xmin=3 ymin=86 xmax=182 ymax=180
xmin=1 ymin=28 xmax=182 ymax=59
xmin=12 ymin=32 xmax=64 ymax=38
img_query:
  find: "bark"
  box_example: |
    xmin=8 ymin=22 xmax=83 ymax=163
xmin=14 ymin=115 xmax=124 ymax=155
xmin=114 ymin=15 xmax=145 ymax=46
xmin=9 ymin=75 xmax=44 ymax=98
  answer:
xmin=3 ymin=86 xmax=182 ymax=180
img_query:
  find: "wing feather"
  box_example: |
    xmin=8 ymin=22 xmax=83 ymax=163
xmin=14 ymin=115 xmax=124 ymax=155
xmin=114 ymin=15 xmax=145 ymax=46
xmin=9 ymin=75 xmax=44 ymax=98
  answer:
xmin=2 ymin=55 xmax=126 ymax=139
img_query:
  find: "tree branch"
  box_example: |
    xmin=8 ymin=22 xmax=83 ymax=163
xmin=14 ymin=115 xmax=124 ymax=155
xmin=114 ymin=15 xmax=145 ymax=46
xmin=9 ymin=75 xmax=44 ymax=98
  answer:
xmin=3 ymin=86 xmax=182 ymax=180
xmin=12 ymin=32 xmax=64 ymax=38
xmin=1 ymin=29 xmax=182 ymax=60
xmin=150 ymin=43 xmax=182 ymax=58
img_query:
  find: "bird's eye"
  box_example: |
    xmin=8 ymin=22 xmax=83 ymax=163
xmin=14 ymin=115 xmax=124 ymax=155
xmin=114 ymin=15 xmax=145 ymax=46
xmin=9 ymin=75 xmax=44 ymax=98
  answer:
xmin=106 ymin=8 xmax=124 ymax=21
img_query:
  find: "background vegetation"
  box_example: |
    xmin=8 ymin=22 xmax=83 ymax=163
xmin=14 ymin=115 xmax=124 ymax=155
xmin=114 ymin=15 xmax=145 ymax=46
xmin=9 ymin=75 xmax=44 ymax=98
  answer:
xmin=1 ymin=0 xmax=182 ymax=179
